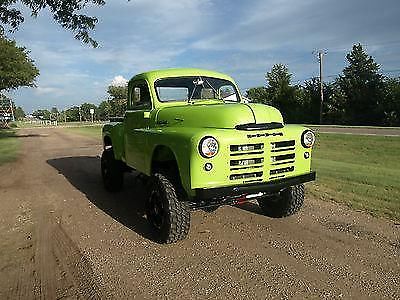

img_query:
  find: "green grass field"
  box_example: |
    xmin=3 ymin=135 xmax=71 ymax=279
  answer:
xmin=65 ymin=125 xmax=103 ymax=140
xmin=310 ymin=133 xmax=400 ymax=220
xmin=65 ymin=126 xmax=400 ymax=220
xmin=0 ymin=130 xmax=20 ymax=166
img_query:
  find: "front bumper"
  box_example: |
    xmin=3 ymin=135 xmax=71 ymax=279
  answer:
xmin=194 ymin=171 xmax=316 ymax=201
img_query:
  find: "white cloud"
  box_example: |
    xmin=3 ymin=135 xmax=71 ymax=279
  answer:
xmin=111 ymin=75 xmax=128 ymax=87
xmin=8 ymin=0 xmax=400 ymax=112
xmin=34 ymin=86 xmax=62 ymax=95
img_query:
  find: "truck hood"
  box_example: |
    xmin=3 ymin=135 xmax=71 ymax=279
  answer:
xmin=155 ymin=103 xmax=283 ymax=129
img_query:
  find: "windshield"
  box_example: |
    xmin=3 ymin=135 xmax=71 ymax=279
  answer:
xmin=154 ymin=76 xmax=240 ymax=103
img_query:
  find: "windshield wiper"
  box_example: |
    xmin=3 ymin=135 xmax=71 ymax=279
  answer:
xmin=188 ymin=77 xmax=203 ymax=103
xmin=203 ymin=78 xmax=224 ymax=102
xmin=188 ymin=76 xmax=224 ymax=103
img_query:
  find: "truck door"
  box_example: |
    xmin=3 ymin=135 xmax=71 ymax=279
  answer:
xmin=124 ymin=80 xmax=152 ymax=172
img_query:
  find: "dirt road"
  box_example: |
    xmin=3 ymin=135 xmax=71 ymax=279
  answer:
xmin=0 ymin=128 xmax=399 ymax=299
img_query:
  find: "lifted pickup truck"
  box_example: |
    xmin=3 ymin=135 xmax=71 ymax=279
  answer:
xmin=101 ymin=68 xmax=316 ymax=243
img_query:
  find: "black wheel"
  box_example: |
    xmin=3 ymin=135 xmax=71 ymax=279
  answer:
xmin=202 ymin=206 xmax=219 ymax=213
xmin=257 ymin=184 xmax=304 ymax=218
xmin=146 ymin=172 xmax=190 ymax=243
xmin=101 ymin=148 xmax=124 ymax=192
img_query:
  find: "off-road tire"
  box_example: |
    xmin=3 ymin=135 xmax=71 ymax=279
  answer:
xmin=101 ymin=149 xmax=124 ymax=192
xmin=257 ymin=184 xmax=304 ymax=218
xmin=146 ymin=172 xmax=190 ymax=243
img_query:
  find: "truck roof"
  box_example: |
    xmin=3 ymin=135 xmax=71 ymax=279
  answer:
xmin=129 ymin=68 xmax=235 ymax=84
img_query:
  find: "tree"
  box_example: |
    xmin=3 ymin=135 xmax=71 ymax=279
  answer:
xmin=266 ymin=64 xmax=291 ymax=90
xmin=382 ymin=77 xmax=400 ymax=126
xmin=300 ymin=78 xmax=335 ymax=124
xmin=14 ymin=106 xmax=25 ymax=120
xmin=265 ymin=64 xmax=300 ymax=123
xmin=0 ymin=0 xmax=105 ymax=47
xmin=65 ymin=106 xmax=80 ymax=121
xmin=106 ymin=85 xmax=128 ymax=117
xmin=50 ymin=107 xmax=59 ymax=121
xmin=337 ymin=44 xmax=385 ymax=125
xmin=97 ymin=100 xmax=111 ymax=121
xmin=0 ymin=36 xmax=39 ymax=91
xmin=32 ymin=109 xmax=50 ymax=120
xmin=245 ymin=87 xmax=269 ymax=104
xmin=107 ymin=85 xmax=128 ymax=100
xmin=80 ymin=102 xmax=97 ymax=121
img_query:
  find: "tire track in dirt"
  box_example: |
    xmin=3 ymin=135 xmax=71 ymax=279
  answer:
xmin=36 ymin=212 xmax=57 ymax=299
xmin=53 ymin=220 xmax=105 ymax=300
xmin=8 ymin=210 xmax=105 ymax=299
xmin=9 ymin=254 xmax=35 ymax=300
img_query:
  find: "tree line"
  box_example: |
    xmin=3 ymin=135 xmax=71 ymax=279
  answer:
xmin=27 ymin=85 xmax=128 ymax=122
xmin=246 ymin=44 xmax=400 ymax=126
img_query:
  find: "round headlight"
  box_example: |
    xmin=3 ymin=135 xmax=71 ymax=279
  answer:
xmin=301 ymin=130 xmax=316 ymax=148
xmin=199 ymin=136 xmax=219 ymax=158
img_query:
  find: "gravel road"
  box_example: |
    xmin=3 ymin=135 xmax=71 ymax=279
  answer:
xmin=0 ymin=128 xmax=398 ymax=299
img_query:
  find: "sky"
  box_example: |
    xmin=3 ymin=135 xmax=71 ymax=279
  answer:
xmin=6 ymin=0 xmax=400 ymax=113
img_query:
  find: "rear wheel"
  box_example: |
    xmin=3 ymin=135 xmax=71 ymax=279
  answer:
xmin=101 ymin=148 xmax=124 ymax=192
xmin=257 ymin=184 xmax=304 ymax=218
xmin=146 ymin=172 xmax=190 ymax=243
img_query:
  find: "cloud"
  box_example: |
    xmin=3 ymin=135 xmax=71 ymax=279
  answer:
xmin=192 ymin=0 xmax=399 ymax=52
xmin=7 ymin=0 xmax=400 ymax=112
xmin=111 ymin=76 xmax=128 ymax=87
xmin=34 ymin=86 xmax=62 ymax=95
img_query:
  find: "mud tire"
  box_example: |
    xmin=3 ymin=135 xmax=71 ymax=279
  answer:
xmin=101 ymin=149 xmax=124 ymax=192
xmin=258 ymin=184 xmax=304 ymax=218
xmin=146 ymin=172 xmax=190 ymax=243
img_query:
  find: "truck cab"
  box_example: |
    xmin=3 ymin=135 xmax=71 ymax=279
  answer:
xmin=101 ymin=68 xmax=316 ymax=243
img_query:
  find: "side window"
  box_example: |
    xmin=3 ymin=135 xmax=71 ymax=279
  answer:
xmin=219 ymin=85 xmax=238 ymax=102
xmin=131 ymin=82 xmax=151 ymax=110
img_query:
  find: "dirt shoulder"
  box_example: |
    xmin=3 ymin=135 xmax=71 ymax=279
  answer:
xmin=0 ymin=128 xmax=399 ymax=299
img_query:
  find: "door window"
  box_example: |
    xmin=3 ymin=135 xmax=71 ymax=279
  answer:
xmin=130 ymin=82 xmax=151 ymax=110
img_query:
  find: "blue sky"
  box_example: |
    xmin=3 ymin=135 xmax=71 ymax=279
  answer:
xmin=7 ymin=0 xmax=400 ymax=113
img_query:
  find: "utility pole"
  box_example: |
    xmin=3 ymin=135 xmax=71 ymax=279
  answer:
xmin=314 ymin=50 xmax=327 ymax=124
xmin=79 ymin=106 xmax=82 ymax=122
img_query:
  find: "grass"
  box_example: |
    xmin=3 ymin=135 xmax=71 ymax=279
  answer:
xmin=0 ymin=130 xmax=20 ymax=166
xmin=310 ymin=133 xmax=400 ymax=221
xmin=65 ymin=125 xmax=103 ymax=140
xmin=14 ymin=121 xmax=106 ymax=128
xmin=64 ymin=125 xmax=400 ymax=220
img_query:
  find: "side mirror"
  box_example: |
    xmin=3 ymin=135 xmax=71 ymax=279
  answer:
xmin=143 ymin=111 xmax=150 ymax=119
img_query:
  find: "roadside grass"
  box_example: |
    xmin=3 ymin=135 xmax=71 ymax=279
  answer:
xmin=14 ymin=121 xmax=105 ymax=128
xmin=65 ymin=125 xmax=102 ymax=140
xmin=310 ymin=133 xmax=400 ymax=221
xmin=0 ymin=130 xmax=19 ymax=166
xmin=64 ymin=125 xmax=400 ymax=220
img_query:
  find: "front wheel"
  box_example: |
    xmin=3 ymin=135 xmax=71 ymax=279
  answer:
xmin=146 ymin=172 xmax=190 ymax=243
xmin=101 ymin=148 xmax=124 ymax=192
xmin=257 ymin=184 xmax=304 ymax=218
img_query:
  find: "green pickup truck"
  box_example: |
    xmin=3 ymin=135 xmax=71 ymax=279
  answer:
xmin=101 ymin=68 xmax=316 ymax=243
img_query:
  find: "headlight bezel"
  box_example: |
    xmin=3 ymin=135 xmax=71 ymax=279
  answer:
xmin=301 ymin=130 xmax=316 ymax=148
xmin=198 ymin=136 xmax=219 ymax=158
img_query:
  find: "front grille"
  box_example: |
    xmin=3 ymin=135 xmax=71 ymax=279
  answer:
xmin=229 ymin=143 xmax=264 ymax=182
xmin=230 ymin=172 xmax=263 ymax=181
xmin=269 ymin=140 xmax=296 ymax=179
xmin=230 ymin=143 xmax=264 ymax=152
xmin=228 ymin=139 xmax=296 ymax=182
xmin=270 ymin=166 xmax=294 ymax=175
